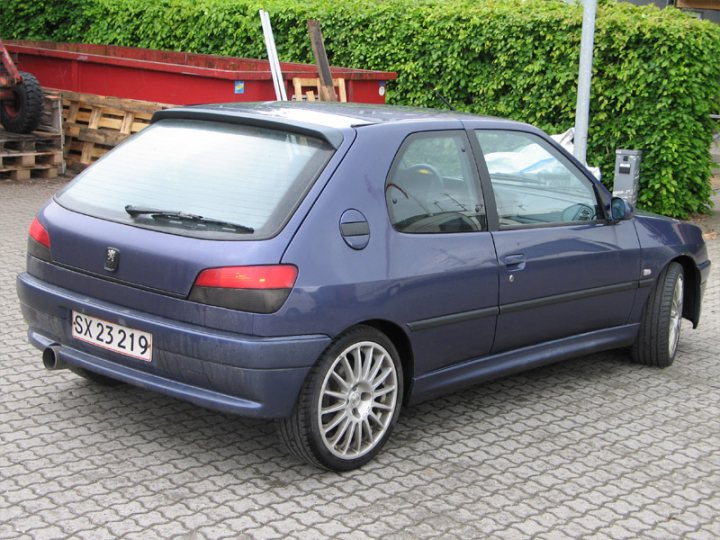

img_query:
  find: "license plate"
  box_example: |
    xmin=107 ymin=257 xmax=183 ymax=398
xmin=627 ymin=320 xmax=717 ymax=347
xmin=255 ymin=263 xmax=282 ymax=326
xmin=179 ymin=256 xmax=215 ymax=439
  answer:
xmin=71 ymin=311 xmax=153 ymax=362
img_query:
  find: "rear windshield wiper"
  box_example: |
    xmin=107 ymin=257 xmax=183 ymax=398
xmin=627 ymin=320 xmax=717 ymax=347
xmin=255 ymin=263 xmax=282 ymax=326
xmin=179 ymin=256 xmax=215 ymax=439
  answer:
xmin=124 ymin=205 xmax=254 ymax=234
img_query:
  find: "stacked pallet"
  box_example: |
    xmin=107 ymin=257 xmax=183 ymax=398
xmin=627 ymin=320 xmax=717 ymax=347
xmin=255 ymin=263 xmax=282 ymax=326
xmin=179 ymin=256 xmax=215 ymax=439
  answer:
xmin=0 ymin=132 xmax=63 ymax=181
xmin=0 ymin=91 xmax=64 ymax=181
xmin=61 ymin=91 xmax=172 ymax=168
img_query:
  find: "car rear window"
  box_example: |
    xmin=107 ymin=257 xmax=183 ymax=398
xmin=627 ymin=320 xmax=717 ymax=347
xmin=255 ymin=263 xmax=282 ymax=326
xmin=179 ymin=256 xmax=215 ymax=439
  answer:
xmin=55 ymin=119 xmax=335 ymax=239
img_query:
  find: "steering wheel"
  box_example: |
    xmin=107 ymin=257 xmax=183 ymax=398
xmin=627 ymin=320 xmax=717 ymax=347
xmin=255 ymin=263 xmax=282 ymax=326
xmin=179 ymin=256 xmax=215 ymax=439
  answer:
xmin=403 ymin=163 xmax=443 ymax=194
xmin=386 ymin=163 xmax=444 ymax=214
xmin=561 ymin=203 xmax=595 ymax=222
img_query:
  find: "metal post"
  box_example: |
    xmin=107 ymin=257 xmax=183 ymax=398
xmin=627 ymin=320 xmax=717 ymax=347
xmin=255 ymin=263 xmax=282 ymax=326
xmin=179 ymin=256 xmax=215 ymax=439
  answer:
xmin=259 ymin=10 xmax=288 ymax=101
xmin=573 ymin=0 xmax=597 ymax=165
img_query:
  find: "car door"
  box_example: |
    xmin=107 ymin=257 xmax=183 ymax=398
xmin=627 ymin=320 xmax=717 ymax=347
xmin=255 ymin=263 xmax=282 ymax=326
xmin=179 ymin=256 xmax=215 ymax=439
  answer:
xmin=470 ymin=127 xmax=641 ymax=353
xmin=383 ymin=130 xmax=499 ymax=374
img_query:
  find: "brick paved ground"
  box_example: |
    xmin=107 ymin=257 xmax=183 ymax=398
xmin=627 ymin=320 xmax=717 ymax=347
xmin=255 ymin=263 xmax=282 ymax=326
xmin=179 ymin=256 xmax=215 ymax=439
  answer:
xmin=1 ymin=179 xmax=719 ymax=539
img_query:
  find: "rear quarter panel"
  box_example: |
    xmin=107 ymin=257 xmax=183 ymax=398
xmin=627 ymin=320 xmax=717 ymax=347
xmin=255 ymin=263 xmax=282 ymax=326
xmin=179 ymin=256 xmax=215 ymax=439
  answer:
xmin=267 ymin=121 xmax=501 ymax=376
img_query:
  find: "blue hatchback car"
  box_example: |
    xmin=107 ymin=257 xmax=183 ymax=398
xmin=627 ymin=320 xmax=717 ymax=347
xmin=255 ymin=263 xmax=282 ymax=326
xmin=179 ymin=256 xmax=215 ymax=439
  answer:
xmin=17 ymin=102 xmax=710 ymax=470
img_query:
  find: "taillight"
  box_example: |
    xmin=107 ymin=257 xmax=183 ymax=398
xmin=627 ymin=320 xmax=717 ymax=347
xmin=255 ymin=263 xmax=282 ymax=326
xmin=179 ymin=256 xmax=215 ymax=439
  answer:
xmin=189 ymin=265 xmax=298 ymax=313
xmin=29 ymin=217 xmax=50 ymax=247
xmin=28 ymin=217 xmax=51 ymax=261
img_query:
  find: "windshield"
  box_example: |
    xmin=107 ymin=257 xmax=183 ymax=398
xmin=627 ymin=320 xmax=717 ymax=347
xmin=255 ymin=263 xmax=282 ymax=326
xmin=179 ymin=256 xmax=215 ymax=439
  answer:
xmin=56 ymin=119 xmax=335 ymax=239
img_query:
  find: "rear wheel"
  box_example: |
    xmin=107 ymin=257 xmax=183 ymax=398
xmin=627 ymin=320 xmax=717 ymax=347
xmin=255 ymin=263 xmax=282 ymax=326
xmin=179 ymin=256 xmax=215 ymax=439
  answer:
xmin=278 ymin=326 xmax=403 ymax=471
xmin=1 ymin=71 xmax=44 ymax=134
xmin=632 ymin=262 xmax=684 ymax=367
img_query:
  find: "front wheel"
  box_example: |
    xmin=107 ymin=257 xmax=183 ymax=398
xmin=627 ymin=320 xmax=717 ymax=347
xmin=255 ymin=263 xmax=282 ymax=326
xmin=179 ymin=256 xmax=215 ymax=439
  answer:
xmin=278 ymin=326 xmax=403 ymax=471
xmin=632 ymin=262 xmax=685 ymax=367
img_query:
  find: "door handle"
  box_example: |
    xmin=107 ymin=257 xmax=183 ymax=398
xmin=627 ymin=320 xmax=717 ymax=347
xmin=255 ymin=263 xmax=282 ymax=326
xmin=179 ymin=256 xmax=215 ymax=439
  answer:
xmin=504 ymin=254 xmax=526 ymax=271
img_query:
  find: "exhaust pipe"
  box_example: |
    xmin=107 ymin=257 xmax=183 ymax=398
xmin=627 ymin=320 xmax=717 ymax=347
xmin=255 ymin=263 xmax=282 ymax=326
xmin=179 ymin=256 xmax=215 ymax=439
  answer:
xmin=42 ymin=345 xmax=67 ymax=371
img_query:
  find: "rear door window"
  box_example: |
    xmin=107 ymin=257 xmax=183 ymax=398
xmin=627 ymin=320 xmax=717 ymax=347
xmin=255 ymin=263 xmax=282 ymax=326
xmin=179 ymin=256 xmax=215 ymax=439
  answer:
xmin=56 ymin=119 xmax=335 ymax=239
xmin=385 ymin=131 xmax=487 ymax=233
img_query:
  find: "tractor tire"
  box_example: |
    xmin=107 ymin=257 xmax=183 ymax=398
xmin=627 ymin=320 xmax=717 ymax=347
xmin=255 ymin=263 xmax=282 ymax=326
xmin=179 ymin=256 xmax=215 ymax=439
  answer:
xmin=1 ymin=71 xmax=44 ymax=134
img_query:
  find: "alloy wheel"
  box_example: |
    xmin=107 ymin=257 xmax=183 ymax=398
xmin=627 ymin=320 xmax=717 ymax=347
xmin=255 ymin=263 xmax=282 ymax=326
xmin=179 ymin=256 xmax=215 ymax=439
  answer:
xmin=317 ymin=341 xmax=399 ymax=459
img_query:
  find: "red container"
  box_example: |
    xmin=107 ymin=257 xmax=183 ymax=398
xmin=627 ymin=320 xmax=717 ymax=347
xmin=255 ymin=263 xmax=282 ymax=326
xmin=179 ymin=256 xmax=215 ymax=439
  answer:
xmin=4 ymin=41 xmax=396 ymax=105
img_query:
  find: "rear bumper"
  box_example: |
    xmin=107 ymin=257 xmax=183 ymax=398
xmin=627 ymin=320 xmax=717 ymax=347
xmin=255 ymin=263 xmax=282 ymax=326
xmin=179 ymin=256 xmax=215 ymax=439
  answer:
xmin=17 ymin=272 xmax=331 ymax=418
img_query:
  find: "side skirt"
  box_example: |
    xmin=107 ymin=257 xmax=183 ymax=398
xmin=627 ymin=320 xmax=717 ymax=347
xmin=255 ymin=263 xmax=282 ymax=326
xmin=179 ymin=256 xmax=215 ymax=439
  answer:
xmin=408 ymin=324 xmax=639 ymax=405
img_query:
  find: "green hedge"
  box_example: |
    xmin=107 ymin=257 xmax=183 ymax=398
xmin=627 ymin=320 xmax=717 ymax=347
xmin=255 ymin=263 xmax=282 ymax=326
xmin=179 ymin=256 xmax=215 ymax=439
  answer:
xmin=3 ymin=0 xmax=719 ymax=217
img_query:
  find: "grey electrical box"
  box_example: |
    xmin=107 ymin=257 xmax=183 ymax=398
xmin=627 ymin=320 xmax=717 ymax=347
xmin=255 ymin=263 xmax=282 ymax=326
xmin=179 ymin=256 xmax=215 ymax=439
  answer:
xmin=612 ymin=149 xmax=642 ymax=204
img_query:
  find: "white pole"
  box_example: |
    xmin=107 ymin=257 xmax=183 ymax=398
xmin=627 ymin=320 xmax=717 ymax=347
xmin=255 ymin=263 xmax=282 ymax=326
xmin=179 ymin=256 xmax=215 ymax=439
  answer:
xmin=259 ymin=10 xmax=288 ymax=101
xmin=574 ymin=0 xmax=597 ymax=165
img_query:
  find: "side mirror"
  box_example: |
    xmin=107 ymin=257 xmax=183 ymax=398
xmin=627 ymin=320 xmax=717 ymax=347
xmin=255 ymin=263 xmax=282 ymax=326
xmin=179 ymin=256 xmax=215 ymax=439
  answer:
xmin=610 ymin=197 xmax=634 ymax=222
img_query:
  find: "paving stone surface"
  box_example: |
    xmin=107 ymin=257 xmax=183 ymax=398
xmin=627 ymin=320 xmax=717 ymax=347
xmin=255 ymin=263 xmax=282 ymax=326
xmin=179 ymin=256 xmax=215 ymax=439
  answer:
xmin=1 ymin=179 xmax=719 ymax=539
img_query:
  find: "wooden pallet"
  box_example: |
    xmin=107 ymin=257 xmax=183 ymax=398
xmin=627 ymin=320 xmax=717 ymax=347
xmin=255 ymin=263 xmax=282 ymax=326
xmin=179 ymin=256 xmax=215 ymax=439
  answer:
xmin=60 ymin=90 xmax=172 ymax=167
xmin=0 ymin=166 xmax=59 ymax=182
xmin=0 ymin=88 xmax=65 ymax=182
xmin=0 ymin=130 xmax=62 ymax=153
xmin=0 ymin=139 xmax=62 ymax=181
xmin=0 ymin=127 xmax=63 ymax=183
xmin=292 ymin=77 xmax=347 ymax=102
xmin=0 ymin=149 xmax=62 ymax=168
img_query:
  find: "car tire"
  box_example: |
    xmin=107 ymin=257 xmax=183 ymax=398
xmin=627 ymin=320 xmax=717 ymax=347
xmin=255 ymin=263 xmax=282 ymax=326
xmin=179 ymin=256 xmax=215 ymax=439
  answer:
xmin=0 ymin=72 xmax=44 ymax=134
xmin=278 ymin=326 xmax=403 ymax=471
xmin=69 ymin=366 xmax=124 ymax=386
xmin=632 ymin=262 xmax=684 ymax=367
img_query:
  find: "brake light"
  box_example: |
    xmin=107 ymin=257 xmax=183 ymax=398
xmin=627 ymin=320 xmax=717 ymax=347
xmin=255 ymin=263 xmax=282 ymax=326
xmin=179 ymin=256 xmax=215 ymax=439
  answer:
xmin=27 ymin=217 xmax=51 ymax=261
xmin=29 ymin=218 xmax=50 ymax=248
xmin=190 ymin=265 xmax=298 ymax=313
xmin=195 ymin=265 xmax=297 ymax=289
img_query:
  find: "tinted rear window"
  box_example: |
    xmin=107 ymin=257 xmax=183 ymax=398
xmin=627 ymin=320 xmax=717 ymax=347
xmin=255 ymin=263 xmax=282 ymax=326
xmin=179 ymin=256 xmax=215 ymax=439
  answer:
xmin=56 ymin=119 xmax=335 ymax=239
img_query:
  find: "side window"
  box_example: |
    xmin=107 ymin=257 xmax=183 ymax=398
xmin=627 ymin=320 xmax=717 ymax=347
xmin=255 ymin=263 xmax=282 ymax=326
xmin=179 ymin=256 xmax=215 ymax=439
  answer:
xmin=475 ymin=130 xmax=600 ymax=229
xmin=385 ymin=132 xmax=486 ymax=234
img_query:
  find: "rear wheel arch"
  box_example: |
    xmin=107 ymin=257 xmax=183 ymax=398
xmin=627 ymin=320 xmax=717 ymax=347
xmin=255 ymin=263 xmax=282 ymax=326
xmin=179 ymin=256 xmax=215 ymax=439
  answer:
xmin=291 ymin=319 xmax=415 ymax=408
xmin=358 ymin=319 xmax=415 ymax=403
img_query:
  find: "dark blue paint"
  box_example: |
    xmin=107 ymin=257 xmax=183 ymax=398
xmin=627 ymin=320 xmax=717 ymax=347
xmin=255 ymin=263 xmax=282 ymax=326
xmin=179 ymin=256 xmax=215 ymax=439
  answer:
xmin=490 ymin=221 xmax=641 ymax=351
xmin=17 ymin=103 xmax=711 ymax=419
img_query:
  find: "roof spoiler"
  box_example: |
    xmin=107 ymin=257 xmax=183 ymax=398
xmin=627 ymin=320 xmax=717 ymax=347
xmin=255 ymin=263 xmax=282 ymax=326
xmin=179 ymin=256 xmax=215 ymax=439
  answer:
xmin=151 ymin=108 xmax=344 ymax=149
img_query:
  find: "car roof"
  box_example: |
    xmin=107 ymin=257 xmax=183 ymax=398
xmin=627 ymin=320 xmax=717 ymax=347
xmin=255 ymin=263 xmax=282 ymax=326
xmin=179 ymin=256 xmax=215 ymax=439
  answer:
xmin=152 ymin=101 xmax=530 ymax=149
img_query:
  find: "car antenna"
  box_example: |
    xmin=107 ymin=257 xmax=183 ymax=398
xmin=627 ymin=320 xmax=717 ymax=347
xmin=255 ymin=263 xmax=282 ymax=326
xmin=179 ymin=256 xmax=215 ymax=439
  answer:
xmin=426 ymin=84 xmax=456 ymax=111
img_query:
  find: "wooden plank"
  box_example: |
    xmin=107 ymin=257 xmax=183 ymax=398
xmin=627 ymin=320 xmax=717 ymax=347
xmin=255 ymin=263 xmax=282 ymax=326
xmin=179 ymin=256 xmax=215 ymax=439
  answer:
xmin=80 ymin=141 xmax=95 ymax=164
xmin=336 ymin=78 xmax=347 ymax=103
xmin=55 ymin=89 xmax=173 ymax=114
xmin=307 ymin=20 xmax=338 ymax=102
xmin=88 ymin=108 xmax=103 ymax=130
xmin=130 ymin=118 xmax=153 ymax=133
xmin=120 ymin=112 xmax=135 ymax=135
xmin=97 ymin=116 xmax=124 ymax=131
xmin=66 ymin=101 xmax=80 ymax=125
xmin=10 ymin=169 xmax=30 ymax=182
xmin=70 ymin=126 xmax=128 ymax=147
